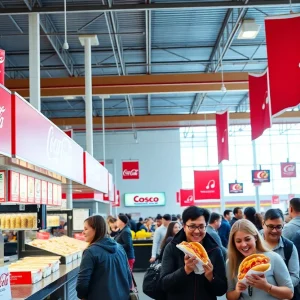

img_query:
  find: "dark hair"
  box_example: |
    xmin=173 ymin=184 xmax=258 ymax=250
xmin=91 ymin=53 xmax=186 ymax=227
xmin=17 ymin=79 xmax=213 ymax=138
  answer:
xmin=118 ymin=213 xmax=129 ymax=225
xmin=160 ymin=222 xmax=180 ymax=249
xmin=138 ymin=217 xmax=143 ymax=222
xmin=176 ymin=214 xmax=181 ymax=219
xmin=163 ymin=214 xmax=171 ymax=221
xmin=224 ymin=209 xmax=232 ymax=217
xmin=209 ymin=212 xmax=221 ymax=224
xmin=171 ymin=216 xmax=177 ymax=221
xmin=182 ymin=206 xmax=210 ymax=224
xmin=290 ymin=198 xmax=300 ymax=213
xmin=85 ymin=215 xmax=107 ymax=245
xmin=244 ymin=207 xmax=263 ymax=230
xmin=156 ymin=215 xmax=162 ymax=220
xmin=233 ymin=207 xmax=242 ymax=216
xmin=126 ymin=214 xmax=132 ymax=220
xmin=264 ymin=209 xmax=284 ymax=221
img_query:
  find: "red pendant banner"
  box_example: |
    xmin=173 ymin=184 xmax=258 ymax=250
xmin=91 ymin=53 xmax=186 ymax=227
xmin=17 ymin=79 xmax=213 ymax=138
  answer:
xmin=122 ymin=161 xmax=139 ymax=180
xmin=216 ymin=111 xmax=229 ymax=164
xmin=0 ymin=49 xmax=5 ymax=85
xmin=180 ymin=189 xmax=194 ymax=207
xmin=249 ymin=70 xmax=272 ymax=140
xmin=265 ymin=14 xmax=300 ymax=116
xmin=194 ymin=170 xmax=220 ymax=200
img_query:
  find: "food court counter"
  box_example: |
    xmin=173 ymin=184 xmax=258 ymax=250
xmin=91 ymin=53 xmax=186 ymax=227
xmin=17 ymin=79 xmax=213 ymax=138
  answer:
xmin=133 ymin=239 xmax=153 ymax=272
xmin=10 ymin=259 xmax=81 ymax=300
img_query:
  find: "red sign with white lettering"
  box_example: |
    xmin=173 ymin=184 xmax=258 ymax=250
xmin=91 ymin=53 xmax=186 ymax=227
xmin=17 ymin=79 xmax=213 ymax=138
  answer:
xmin=194 ymin=170 xmax=220 ymax=200
xmin=0 ymin=86 xmax=12 ymax=157
xmin=122 ymin=161 xmax=139 ymax=180
xmin=180 ymin=189 xmax=195 ymax=207
xmin=12 ymin=92 xmax=84 ymax=184
xmin=281 ymin=162 xmax=296 ymax=178
xmin=272 ymin=195 xmax=280 ymax=205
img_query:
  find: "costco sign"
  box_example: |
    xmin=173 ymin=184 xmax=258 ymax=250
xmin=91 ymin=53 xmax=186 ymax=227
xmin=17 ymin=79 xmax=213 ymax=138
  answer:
xmin=124 ymin=193 xmax=166 ymax=207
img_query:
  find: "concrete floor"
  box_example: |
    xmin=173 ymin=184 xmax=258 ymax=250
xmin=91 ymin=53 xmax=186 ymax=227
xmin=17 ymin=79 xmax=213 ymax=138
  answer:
xmin=133 ymin=272 xmax=226 ymax=300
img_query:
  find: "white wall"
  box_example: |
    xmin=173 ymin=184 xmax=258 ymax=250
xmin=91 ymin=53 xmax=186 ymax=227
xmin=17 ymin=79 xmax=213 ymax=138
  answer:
xmin=74 ymin=129 xmax=183 ymax=218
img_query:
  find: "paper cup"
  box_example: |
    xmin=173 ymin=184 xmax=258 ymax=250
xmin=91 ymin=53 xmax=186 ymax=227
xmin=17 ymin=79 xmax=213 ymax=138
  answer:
xmin=176 ymin=244 xmax=208 ymax=275
xmin=239 ymin=264 xmax=271 ymax=286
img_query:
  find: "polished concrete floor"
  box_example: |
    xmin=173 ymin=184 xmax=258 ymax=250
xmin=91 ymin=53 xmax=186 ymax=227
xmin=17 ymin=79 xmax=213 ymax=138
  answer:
xmin=133 ymin=272 xmax=226 ymax=300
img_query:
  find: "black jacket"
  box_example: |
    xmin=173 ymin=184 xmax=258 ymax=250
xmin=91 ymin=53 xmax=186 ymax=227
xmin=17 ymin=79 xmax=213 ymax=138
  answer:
xmin=230 ymin=217 xmax=238 ymax=227
xmin=76 ymin=237 xmax=132 ymax=300
xmin=129 ymin=219 xmax=137 ymax=232
xmin=160 ymin=229 xmax=227 ymax=300
xmin=114 ymin=225 xmax=135 ymax=259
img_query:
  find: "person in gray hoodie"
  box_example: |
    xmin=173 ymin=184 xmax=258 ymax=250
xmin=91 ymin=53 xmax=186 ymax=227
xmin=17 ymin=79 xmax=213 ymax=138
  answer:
xmin=283 ymin=198 xmax=300 ymax=241
xmin=76 ymin=215 xmax=132 ymax=300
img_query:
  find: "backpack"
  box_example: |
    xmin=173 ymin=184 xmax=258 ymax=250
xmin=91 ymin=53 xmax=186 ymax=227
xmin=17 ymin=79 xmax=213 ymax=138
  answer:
xmin=282 ymin=236 xmax=294 ymax=267
xmin=142 ymin=261 xmax=165 ymax=300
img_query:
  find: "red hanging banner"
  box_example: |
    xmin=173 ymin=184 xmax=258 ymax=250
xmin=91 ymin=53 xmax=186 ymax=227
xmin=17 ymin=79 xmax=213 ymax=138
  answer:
xmin=272 ymin=195 xmax=280 ymax=205
xmin=0 ymin=49 xmax=5 ymax=85
xmin=265 ymin=14 xmax=300 ymax=116
xmin=216 ymin=111 xmax=229 ymax=164
xmin=194 ymin=170 xmax=220 ymax=200
xmin=180 ymin=189 xmax=194 ymax=207
xmin=249 ymin=70 xmax=272 ymax=140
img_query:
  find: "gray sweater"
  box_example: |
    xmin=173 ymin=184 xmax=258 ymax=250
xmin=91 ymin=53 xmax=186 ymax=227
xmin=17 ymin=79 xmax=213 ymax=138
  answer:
xmin=283 ymin=216 xmax=300 ymax=241
xmin=226 ymin=251 xmax=294 ymax=300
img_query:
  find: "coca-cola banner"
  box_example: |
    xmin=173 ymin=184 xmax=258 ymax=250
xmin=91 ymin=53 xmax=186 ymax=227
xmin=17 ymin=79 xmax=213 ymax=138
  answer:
xmin=0 ymin=266 xmax=11 ymax=299
xmin=272 ymin=195 xmax=280 ymax=205
xmin=180 ymin=189 xmax=194 ymax=207
xmin=0 ymin=50 xmax=5 ymax=85
xmin=124 ymin=192 xmax=166 ymax=207
xmin=84 ymin=152 xmax=108 ymax=193
xmin=194 ymin=170 xmax=220 ymax=200
xmin=281 ymin=162 xmax=296 ymax=178
xmin=13 ymin=93 xmax=84 ymax=184
xmin=122 ymin=161 xmax=139 ymax=180
xmin=0 ymin=86 xmax=12 ymax=157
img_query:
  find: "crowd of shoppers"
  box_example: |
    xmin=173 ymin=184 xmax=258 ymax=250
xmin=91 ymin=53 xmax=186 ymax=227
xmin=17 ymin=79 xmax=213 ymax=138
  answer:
xmin=76 ymin=199 xmax=300 ymax=300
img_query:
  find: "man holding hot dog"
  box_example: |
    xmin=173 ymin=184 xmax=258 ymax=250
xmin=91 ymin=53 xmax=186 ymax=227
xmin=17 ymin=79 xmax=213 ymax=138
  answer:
xmin=160 ymin=206 xmax=227 ymax=299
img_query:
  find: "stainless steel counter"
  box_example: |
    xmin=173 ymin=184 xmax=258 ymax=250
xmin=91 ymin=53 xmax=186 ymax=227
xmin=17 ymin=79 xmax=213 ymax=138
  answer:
xmin=11 ymin=259 xmax=81 ymax=300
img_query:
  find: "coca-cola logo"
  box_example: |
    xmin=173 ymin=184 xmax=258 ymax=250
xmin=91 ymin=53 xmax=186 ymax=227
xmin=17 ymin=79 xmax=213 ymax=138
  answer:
xmin=46 ymin=126 xmax=72 ymax=163
xmin=134 ymin=196 xmax=159 ymax=203
xmin=0 ymin=106 xmax=5 ymax=129
xmin=123 ymin=169 xmax=139 ymax=177
xmin=283 ymin=164 xmax=295 ymax=173
xmin=0 ymin=273 xmax=9 ymax=287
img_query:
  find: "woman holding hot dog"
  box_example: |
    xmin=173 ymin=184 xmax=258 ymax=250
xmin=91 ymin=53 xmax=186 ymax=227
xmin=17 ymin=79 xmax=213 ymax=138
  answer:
xmin=226 ymin=219 xmax=294 ymax=300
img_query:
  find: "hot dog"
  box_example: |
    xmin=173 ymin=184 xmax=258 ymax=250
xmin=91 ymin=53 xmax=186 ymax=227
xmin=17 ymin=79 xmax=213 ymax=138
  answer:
xmin=179 ymin=241 xmax=209 ymax=264
xmin=238 ymin=254 xmax=270 ymax=281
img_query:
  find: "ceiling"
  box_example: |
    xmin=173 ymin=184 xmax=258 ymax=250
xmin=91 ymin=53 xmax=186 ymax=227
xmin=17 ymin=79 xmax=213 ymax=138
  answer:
xmin=1 ymin=0 xmax=300 ymax=121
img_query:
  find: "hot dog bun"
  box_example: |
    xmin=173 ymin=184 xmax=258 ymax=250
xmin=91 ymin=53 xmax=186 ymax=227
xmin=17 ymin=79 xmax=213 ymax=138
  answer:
xmin=238 ymin=254 xmax=270 ymax=280
xmin=179 ymin=241 xmax=209 ymax=264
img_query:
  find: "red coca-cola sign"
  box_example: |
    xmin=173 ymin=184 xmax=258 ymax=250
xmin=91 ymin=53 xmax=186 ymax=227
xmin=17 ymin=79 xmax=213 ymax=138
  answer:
xmin=122 ymin=161 xmax=139 ymax=180
xmin=281 ymin=162 xmax=296 ymax=178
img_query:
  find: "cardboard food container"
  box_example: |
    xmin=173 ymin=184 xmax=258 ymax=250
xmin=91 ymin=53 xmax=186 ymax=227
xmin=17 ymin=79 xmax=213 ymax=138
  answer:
xmin=9 ymin=269 xmax=43 ymax=284
xmin=176 ymin=244 xmax=208 ymax=275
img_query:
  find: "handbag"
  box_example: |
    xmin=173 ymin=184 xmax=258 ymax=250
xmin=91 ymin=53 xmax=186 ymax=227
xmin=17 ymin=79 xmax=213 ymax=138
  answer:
xmin=142 ymin=260 xmax=166 ymax=300
xmin=129 ymin=272 xmax=139 ymax=300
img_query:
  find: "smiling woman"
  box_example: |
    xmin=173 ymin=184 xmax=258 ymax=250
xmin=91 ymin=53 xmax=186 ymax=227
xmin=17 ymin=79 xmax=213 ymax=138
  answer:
xmin=226 ymin=219 xmax=294 ymax=300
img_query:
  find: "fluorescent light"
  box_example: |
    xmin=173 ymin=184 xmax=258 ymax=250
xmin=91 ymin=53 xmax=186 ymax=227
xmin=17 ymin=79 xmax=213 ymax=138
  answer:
xmin=237 ymin=20 xmax=260 ymax=39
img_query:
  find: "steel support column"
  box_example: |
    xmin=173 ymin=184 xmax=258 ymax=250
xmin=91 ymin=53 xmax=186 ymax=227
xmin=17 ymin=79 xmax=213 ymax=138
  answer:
xmin=29 ymin=13 xmax=41 ymax=111
xmin=66 ymin=179 xmax=73 ymax=209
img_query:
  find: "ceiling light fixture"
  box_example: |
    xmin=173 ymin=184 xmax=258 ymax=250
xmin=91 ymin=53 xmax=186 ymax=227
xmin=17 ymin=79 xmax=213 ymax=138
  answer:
xmin=237 ymin=19 xmax=260 ymax=39
xmin=63 ymin=0 xmax=69 ymax=50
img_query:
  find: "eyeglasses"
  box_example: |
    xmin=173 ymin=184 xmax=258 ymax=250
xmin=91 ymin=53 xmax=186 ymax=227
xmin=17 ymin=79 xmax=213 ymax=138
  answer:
xmin=264 ymin=224 xmax=284 ymax=231
xmin=186 ymin=224 xmax=207 ymax=231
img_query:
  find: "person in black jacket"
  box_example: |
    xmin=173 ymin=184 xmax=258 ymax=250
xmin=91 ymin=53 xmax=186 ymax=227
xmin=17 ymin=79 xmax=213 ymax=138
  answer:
xmin=115 ymin=213 xmax=135 ymax=270
xmin=160 ymin=206 xmax=227 ymax=300
xmin=76 ymin=215 xmax=132 ymax=300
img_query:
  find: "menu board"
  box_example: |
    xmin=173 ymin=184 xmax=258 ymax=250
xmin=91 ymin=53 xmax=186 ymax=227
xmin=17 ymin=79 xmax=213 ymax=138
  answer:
xmin=27 ymin=176 xmax=35 ymax=203
xmin=53 ymin=184 xmax=58 ymax=205
xmin=10 ymin=171 xmax=20 ymax=202
xmin=41 ymin=181 xmax=47 ymax=204
xmin=73 ymin=209 xmax=90 ymax=231
xmin=0 ymin=171 xmax=5 ymax=202
xmin=34 ymin=179 xmax=41 ymax=204
xmin=19 ymin=174 xmax=28 ymax=203
xmin=47 ymin=182 xmax=53 ymax=205
xmin=57 ymin=185 xmax=62 ymax=206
